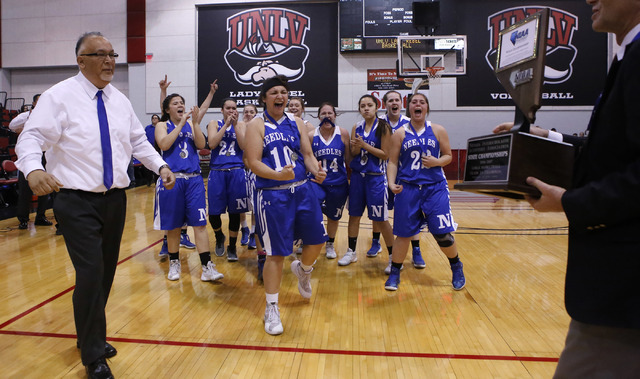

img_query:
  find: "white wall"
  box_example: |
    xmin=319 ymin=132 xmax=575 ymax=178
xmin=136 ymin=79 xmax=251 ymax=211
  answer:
xmin=0 ymin=0 xmax=129 ymax=109
xmin=1 ymin=0 xmax=128 ymax=68
xmin=1 ymin=0 xmax=604 ymax=148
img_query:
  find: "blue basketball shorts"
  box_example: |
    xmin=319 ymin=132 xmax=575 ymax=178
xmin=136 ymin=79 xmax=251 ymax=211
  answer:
xmin=392 ymin=180 xmax=457 ymax=238
xmin=387 ymin=188 xmax=396 ymax=210
xmin=207 ymin=168 xmax=249 ymax=215
xmin=154 ymin=175 xmax=207 ymax=230
xmin=311 ymin=181 xmax=349 ymax=221
xmin=245 ymin=169 xmax=256 ymax=212
xmin=348 ymin=172 xmax=388 ymax=221
xmin=255 ymin=180 xmax=328 ymax=256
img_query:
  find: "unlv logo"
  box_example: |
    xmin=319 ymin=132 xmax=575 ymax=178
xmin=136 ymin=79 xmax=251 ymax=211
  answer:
xmin=485 ymin=7 xmax=578 ymax=85
xmin=224 ymin=8 xmax=311 ymax=86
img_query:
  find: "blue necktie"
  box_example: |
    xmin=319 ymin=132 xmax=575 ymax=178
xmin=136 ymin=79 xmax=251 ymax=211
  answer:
xmin=96 ymin=90 xmax=113 ymax=189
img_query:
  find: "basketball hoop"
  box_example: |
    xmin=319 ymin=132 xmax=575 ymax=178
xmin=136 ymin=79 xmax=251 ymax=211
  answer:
xmin=425 ymin=66 xmax=445 ymax=85
xmin=410 ymin=67 xmax=445 ymax=95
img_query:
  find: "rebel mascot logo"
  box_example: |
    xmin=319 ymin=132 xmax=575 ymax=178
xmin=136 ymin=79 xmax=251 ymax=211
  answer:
xmin=485 ymin=6 xmax=578 ymax=85
xmin=224 ymin=8 xmax=311 ymax=86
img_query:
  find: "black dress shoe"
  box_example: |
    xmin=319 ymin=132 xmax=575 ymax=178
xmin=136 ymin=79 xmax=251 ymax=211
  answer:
xmin=85 ymin=357 xmax=114 ymax=379
xmin=18 ymin=221 xmax=28 ymax=229
xmin=34 ymin=217 xmax=53 ymax=226
xmin=104 ymin=342 xmax=117 ymax=358
xmin=76 ymin=342 xmax=117 ymax=358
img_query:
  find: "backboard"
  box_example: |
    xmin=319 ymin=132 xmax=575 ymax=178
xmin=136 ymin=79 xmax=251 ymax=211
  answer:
xmin=397 ymin=35 xmax=467 ymax=78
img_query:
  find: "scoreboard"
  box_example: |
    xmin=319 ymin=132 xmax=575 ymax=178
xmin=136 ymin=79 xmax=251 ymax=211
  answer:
xmin=340 ymin=0 xmax=455 ymax=52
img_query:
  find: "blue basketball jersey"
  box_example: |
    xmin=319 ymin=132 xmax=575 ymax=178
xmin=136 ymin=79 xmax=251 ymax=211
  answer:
xmin=255 ymin=112 xmax=306 ymax=189
xmin=210 ymin=119 xmax=244 ymax=169
xmin=397 ymin=121 xmax=447 ymax=185
xmin=349 ymin=119 xmax=385 ymax=174
xmin=311 ymin=127 xmax=347 ymax=186
xmin=384 ymin=114 xmax=410 ymax=132
xmin=161 ymin=120 xmax=200 ymax=174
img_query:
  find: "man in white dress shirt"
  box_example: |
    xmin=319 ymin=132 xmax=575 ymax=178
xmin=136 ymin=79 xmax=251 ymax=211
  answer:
xmin=15 ymin=32 xmax=175 ymax=379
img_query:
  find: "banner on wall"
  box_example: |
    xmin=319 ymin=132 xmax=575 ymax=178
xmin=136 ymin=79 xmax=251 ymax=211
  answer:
xmin=455 ymin=1 xmax=607 ymax=107
xmin=197 ymin=3 xmax=338 ymax=108
xmin=366 ymin=69 xmax=429 ymax=110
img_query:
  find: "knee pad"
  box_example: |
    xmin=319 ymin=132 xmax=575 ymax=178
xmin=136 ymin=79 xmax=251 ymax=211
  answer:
xmin=228 ymin=213 xmax=241 ymax=232
xmin=433 ymin=233 xmax=454 ymax=248
xmin=209 ymin=215 xmax=222 ymax=230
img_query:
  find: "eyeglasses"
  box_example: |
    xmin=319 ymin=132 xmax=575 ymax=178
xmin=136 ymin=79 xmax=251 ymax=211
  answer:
xmin=80 ymin=52 xmax=119 ymax=60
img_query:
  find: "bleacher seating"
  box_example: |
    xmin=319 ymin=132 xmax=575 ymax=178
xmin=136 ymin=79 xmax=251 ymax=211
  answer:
xmin=0 ymin=159 xmax=19 ymax=207
xmin=5 ymin=98 xmax=25 ymax=113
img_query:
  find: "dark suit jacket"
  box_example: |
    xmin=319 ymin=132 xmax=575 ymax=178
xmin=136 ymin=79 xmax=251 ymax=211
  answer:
xmin=560 ymin=37 xmax=640 ymax=329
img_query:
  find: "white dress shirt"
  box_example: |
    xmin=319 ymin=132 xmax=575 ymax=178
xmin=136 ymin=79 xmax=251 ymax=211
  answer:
xmin=547 ymin=23 xmax=640 ymax=143
xmin=8 ymin=111 xmax=30 ymax=133
xmin=616 ymin=23 xmax=640 ymax=61
xmin=16 ymin=72 xmax=166 ymax=192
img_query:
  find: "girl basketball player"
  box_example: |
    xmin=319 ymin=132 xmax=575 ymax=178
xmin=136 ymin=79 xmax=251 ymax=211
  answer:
xmin=338 ymin=94 xmax=394 ymax=267
xmin=384 ymin=93 xmax=465 ymax=291
xmin=379 ymin=90 xmax=426 ymax=272
xmin=308 ymin=102 xmax=350 ymax=259
xmin=288 ymin=97 xmax=314 ymax=133
xmin=239 ymin=103 xmax=258 ymax=248
xmin=154 ymin=94 xmax=224 ymax=282
xmin=207 ymin=99 xmax=248 ymax=262
xmin=242 ymin=103 xmax=258 ymax=123
xmin=245 ymin=75 xmax=327 ymax=335
xmin=288 ymin=97 xmax=314 ymax=255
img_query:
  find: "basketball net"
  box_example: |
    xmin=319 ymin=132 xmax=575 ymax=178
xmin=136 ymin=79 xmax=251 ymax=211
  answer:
xmin=411 ymin=67 xmax=444 ymax=94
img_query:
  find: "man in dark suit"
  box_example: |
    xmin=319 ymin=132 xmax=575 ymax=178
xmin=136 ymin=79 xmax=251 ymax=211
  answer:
xmin=519 ymin=0 xmax=640 ymax=377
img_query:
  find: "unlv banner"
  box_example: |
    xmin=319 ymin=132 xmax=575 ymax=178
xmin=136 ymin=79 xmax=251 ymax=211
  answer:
xmin=455 ymin=0 xmax=607 ymax=106
xmin=197 ymin=3 xmax=338 ymax=108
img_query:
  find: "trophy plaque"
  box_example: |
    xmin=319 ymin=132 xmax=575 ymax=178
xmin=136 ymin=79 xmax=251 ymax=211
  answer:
xmin=454 ymin=8 xmax=574 ymax=199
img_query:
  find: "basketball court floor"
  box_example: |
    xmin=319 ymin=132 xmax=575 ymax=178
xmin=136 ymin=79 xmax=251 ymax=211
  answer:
xmin=0 ymin=183 xmax=569 ymax=378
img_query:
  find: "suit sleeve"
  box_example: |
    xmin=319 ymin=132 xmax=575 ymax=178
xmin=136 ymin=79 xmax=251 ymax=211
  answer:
xmin=561 ymin=44 xmax=640 ymax=231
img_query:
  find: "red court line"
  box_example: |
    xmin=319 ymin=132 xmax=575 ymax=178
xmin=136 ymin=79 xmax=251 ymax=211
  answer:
xmin=0 ymin=240 xmax=162 ymax=330
xmin=0 ymin=238 xmax=559 ymax=364
xmin=0 ymin=286 xmax=75 ymax=330
xmin=0 ymin=330 xmax=559 ymax=363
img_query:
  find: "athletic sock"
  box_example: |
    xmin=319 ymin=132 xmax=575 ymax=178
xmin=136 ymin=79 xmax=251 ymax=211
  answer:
xmin=391 ymin=262 xmax=403 ymax=270
xmin=215 ymin=230 xmax=224 ymax=241
xmin=387 ymin=246 xmax=393 ymax=256
xmin=169 ymin=252 xmax=179 ymax=261
xmin=229 ymin=236 xmax=237 ymax=247
xmin=448 ymin=255 xmax=460 ymax=265
xmin=266 ymin=293 xmax=279 ymax=304
xmin=181 ymin=229 xmax=188 ymax=236
xmin=328 ymin=237 xmax=335 ymax=244
xmin=300 ymin=262 xmax=313 ymax=272
xmin=348 ymin=237 xmax=357 ymax=251
xmin=411 ymin=240 xmax=420 ymax=248
xmin=199 ymin=252 xmax=211 ymax=266
xmin=372 ymin=232 xmax=381 ymax=241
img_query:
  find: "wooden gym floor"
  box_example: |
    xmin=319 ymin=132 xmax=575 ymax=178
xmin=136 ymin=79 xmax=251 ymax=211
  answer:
xmin=0 ymin=183 xmax=570 ymax=378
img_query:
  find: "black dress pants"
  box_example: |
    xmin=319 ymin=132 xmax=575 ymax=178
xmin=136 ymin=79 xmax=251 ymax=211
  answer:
xmin=17 ymin=171 xmax=48 ymax=222
xmin=53 ymin=188 xmax=126 ymax=365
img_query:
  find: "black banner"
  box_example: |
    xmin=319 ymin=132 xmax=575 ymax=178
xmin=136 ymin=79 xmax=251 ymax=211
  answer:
xmin=197 ymin=3 xmax=338 ymax=108
xmin=455 ymin=1 xmax=607 ymax=107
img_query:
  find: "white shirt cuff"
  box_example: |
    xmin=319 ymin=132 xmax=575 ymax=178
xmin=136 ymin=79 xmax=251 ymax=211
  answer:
xmin=548 ymin=130 xmax=563 ymax=142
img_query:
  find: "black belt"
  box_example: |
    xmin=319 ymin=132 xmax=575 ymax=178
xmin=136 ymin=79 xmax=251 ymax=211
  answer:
xmin=60 ymin=188 xmax=123 ymax=196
